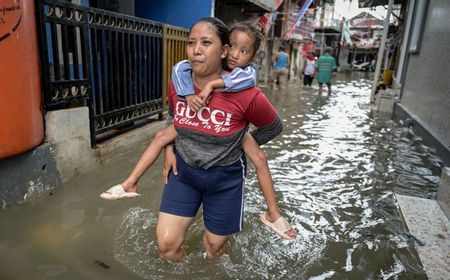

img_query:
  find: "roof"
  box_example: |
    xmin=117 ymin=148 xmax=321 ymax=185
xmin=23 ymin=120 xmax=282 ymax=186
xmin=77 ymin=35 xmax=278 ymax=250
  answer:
xmin=349 ymin=12 xmax=383 ymax=28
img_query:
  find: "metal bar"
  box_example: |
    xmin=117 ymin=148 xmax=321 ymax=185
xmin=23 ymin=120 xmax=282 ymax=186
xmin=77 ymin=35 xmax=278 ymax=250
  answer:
xmin=101 ymin=30 xmax=109 ymax=112
xmin=144 ymin=35 xmax=148 ymax=103
xmin=72 ymin=26 xmax=80 ymax=80
xmin=91 ymin=27 xmax=100 ymax=113
xmin=137 ymin=34 xmax=142 ymax=104
xmin=114 ymin=31 xmax=120 ymax=108
xmin=108 ymin=30 xmax=115 ymax=110
xmin=50 ymin=23 xmax=61 ymax=80
xmin=121 ymin=31 xmax=127 ymax=107
xmin=156 ymin=37 xmax=162 ymax=100
xmin=126 ymin=32 xmax=132 ymax=106
xmin=61 ymin=24 xmax=71 ymax=79
xmin=149 ymin=36 xmax=154 ymax=101
xmin=35 ymin=1 xmax=51 ymax=106
xmin=133 ymin=32 xmax=138 ymax=105
xmin=80 ymin=9 xmax=95 ymax=147
xmin=139 ymin=34 xmax=144 ymax=104
xmin=162 ymin=26 xmax=168 ymax=111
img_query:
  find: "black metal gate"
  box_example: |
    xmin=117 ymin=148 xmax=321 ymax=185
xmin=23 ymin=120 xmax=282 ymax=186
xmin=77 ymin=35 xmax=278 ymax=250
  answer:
xmin=36 ymin=0 xmax=164 ymax=146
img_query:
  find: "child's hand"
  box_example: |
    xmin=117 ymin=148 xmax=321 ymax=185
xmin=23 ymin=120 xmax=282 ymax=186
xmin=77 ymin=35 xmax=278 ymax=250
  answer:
xmin=199 ymin=84 xmax=213 ymax=104
xmin=186 ymin=95 xmax=205 ymax=112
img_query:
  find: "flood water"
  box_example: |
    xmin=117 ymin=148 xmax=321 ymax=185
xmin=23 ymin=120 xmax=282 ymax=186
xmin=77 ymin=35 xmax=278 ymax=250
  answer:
xmin=0 ymin=73 xmax=442 ymax=279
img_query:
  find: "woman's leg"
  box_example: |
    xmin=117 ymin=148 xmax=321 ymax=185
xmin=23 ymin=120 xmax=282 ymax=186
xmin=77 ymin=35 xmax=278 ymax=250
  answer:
xmin=156 ymin=212 xmax=193 ymax=261
xmin=158 ymin=153 xmax=202 ymax=260
xmin=203 ymin=229 xmax=228 ymax=259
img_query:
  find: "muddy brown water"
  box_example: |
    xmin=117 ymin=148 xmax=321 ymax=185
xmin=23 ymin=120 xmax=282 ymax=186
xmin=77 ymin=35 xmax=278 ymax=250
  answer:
xmin=0 ymin=73 xmax=441 ymax=279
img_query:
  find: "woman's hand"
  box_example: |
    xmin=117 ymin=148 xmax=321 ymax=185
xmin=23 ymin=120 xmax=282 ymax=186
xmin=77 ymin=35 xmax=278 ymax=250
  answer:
xmin=163 ymin=145 xmax=177 ymax=184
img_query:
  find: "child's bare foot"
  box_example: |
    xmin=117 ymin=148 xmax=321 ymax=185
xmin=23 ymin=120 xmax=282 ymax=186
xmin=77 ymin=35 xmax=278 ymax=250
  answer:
xmin=121 ymin=179 xmax=138 ymax=193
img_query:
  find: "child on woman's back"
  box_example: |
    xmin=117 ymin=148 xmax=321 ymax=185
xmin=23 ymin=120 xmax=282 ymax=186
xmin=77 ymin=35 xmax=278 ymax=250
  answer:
xmin=101 ymin=22 xmax=296 ymax=240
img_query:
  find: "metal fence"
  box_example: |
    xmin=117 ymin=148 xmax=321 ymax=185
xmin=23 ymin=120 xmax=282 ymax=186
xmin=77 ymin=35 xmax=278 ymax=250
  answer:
xmin=36 ymin=0 xmax=187 ymax=146
xmin=162 ymin=25 xmax=189 ymax=111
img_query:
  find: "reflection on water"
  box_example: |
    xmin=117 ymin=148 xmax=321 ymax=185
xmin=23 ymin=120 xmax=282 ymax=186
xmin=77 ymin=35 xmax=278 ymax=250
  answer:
xmin=0 ymin=74 xmax=441 ymax=279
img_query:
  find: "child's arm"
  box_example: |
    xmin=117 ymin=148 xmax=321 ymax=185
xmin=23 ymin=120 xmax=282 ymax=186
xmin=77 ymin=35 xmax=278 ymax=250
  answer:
xmin=242 ymin=132 xmax=297 ymax=239
xmin=172 ymin=60 xmax=194 ymax=97
xmin=121 ymin=125 xmax=178 ymax=192
xmin=171 ymin=60 xmax=204 ymax=110
xmin=241 ymin=133 xmax=279 ymax=214
xmin=198 ymin=65 xmax=257 ymax=102
xmin=197 ymin=78 xmax=225 ymax=103
xmin=222 ymin=65 xmax=256 ymax=92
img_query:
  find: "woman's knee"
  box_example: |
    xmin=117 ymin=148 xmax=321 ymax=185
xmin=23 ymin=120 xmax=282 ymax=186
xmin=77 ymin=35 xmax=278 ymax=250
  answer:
xmin=156 ymin=213 xmax=190 ymax=257
xmin=203 ymin=230 xmax=228 ymax=257
xmin=157 ymin=235 xmax=183 ymax=255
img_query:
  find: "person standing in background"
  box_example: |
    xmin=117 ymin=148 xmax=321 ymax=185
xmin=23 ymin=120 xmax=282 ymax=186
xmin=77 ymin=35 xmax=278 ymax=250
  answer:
xmin=271 ymin=46 xmax=290 ymax=90
xmin=302 ymin=51 xmax=316 ymax=87
xmin=316 ymin=47 xmax=337 ymax=96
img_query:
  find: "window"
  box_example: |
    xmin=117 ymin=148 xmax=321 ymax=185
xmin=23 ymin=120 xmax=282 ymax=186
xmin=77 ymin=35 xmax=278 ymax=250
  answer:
xmin=408 ymin=0 xmax=429 ymax=53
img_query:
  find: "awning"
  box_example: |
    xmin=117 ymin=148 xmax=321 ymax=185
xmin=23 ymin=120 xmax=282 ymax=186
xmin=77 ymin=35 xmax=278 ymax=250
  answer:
xmin=221 ymin=0 xmax=283 ymax=13
xmin=358 ymin=0 xmax=405 ymax=8
xmin=313 ymin=26 xmax=341 ymax=34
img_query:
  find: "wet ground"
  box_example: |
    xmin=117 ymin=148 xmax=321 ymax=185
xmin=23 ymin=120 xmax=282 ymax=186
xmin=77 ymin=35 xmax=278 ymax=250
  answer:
xmin=0 ymin=72 xmax=443 ymax=279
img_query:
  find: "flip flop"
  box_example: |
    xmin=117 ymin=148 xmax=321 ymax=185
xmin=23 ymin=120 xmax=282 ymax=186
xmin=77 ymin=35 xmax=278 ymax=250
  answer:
xmin=100 ymin=184 xmax=140 ymax=200
xmin=260 ymin=213 xmax=296 ymax=240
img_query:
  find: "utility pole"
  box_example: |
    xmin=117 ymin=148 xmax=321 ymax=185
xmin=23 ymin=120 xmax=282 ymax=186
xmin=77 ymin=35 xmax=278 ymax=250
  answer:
xmin=370 ymin=0 xmax=394 ymax=103
xmin=320 ymin=0 xmax=325 ymax=55
xmin=265 ymin=22 xmax=275 ymax=83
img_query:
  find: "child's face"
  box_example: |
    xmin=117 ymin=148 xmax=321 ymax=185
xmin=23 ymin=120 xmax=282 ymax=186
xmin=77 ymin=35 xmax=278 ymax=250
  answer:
xmin=227 ymin=30 xmax=256 ymax=70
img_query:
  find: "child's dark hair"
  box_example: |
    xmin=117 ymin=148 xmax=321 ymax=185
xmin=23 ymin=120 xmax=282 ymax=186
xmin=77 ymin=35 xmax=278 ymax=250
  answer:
xmin=190 ymin=17 xmax=230 ymax=46
xmin=229 ymin=22 xmax=264 ymax=56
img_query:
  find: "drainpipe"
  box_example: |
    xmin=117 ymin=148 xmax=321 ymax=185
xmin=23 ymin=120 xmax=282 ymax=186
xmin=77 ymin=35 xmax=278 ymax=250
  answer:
xmin=320 ymin=0 xmax=325 ymax=55
xmin=370 ymin=0 xmax=394 ymax=103
xmin=265 ymin=21 xmax=275 ymax=83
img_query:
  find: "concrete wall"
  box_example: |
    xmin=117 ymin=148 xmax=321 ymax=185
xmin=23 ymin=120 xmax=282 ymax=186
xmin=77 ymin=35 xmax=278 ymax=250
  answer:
xmin=400 ymin=0 xmax=450 ymax=148
xmin=0 ymin=144 xmax=61 ymax=208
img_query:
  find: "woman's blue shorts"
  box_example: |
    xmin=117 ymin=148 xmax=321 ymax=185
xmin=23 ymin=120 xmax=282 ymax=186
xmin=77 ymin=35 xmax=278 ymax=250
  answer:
xmin=160 ymin=152 xmax=247 ymax=236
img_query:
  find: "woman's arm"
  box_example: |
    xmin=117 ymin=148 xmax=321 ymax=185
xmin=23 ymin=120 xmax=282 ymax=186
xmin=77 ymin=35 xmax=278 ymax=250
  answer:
xmin=162 ymin=83 xmax=179 ymax=183
xmin=163 ymin=144 xmax=177 ymax=184
xmin=250 ymin=116 xmax=283 ymax=146
xmin=245 ymin=89 xmax=283 ymax=146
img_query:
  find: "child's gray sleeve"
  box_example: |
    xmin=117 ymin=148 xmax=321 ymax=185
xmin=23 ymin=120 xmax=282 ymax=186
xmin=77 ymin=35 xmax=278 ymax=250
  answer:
xmin=171 ymin=60 xmax=195 ymax=98
xmin=221 ymin=65 xmax=256 ymax=92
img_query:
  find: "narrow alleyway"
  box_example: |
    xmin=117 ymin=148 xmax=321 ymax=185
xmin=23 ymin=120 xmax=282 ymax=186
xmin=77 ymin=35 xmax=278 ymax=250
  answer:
xmin=0 ymin=72 xmax=440 ymax=279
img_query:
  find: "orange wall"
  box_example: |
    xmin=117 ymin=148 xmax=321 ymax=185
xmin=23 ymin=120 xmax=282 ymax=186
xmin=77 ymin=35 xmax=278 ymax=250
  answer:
xmin=0 ymin=0 xmax=44 ymax=159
